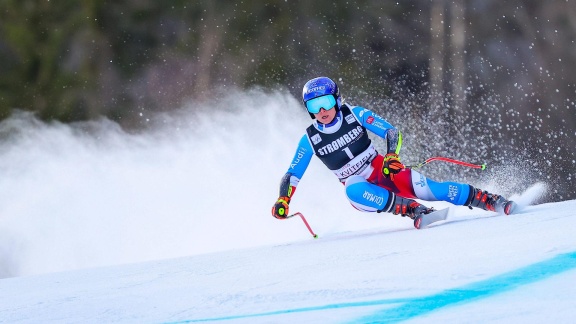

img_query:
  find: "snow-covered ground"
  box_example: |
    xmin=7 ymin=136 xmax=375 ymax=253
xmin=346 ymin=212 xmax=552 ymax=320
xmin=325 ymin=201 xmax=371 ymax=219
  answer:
xmin=0 ymin=91 xmax=574 ymax=323
xmin=1 ymin=195 xmax=575 ymax=323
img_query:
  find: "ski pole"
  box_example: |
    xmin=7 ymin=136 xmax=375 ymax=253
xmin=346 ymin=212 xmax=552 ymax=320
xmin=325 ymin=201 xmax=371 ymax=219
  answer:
xmin=286 ymin=212 xmax=318 ymax=239
xmin=407 ymin=156 xmax=487 ymax=170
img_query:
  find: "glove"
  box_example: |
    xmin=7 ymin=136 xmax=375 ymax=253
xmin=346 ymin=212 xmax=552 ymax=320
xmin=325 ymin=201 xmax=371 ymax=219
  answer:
xmin=382 ymin=153 xmax=405 ymax=181
xmin=272 ymin=196 xmax=291 ymax=219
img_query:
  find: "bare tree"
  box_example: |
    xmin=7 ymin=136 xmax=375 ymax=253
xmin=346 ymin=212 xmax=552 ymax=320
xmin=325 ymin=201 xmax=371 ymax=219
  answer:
xmin=429 ymin=0 xmax=446 ymax=110
xmin=450 ymin=0 xmax=466 ymax=112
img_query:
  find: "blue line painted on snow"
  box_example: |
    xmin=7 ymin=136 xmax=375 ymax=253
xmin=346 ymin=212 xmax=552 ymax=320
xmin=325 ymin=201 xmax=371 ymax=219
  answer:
xmin=171 ymin=251 xmax=576 ymax=323
xmin=351 ymin=251 xmax=576 ymax=323
xmin=170 ymin=298 xmax=412 ymax=323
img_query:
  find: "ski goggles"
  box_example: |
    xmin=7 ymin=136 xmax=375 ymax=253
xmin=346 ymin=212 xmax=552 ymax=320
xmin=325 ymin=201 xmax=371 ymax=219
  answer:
xmin=305 ymin=95 xmax=336 ymax=114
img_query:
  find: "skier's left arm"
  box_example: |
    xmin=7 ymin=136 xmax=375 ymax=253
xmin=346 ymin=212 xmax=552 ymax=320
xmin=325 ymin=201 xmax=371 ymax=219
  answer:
xmin=351 ymin=106 xmax=404 ymax=179
xmin=350 ymin=106 xmax=402 ymax=154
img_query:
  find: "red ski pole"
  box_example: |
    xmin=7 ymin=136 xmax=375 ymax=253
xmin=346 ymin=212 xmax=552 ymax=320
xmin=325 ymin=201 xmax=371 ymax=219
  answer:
xmin=286 ymin=212 xmax=318 ymax=239
xmin=407 ymin=156 xmax=487 ymax=170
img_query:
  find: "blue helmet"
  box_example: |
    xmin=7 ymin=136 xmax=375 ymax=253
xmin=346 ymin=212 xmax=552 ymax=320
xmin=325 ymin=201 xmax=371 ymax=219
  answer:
xmin=302 ymin=77 xmax=342 ymax=118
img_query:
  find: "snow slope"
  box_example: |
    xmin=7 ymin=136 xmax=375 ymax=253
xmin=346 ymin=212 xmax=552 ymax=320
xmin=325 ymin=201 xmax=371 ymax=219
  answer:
xmin=0 ymin=197 xmax=575 ymax=323
xmin=0 ymin=91 xmax=574 ymax=323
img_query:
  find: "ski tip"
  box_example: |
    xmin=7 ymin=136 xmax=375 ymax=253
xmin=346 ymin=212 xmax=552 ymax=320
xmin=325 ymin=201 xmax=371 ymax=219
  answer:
xmin=313 ymin=234 xmax=318 ymax=239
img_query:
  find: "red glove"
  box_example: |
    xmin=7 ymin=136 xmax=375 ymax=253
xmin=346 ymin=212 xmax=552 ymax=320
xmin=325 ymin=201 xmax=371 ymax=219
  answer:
xmin=382 ymin=153 xmax=405 ymax=181
xmin=272 ymin=196 xmax=291 ymax=219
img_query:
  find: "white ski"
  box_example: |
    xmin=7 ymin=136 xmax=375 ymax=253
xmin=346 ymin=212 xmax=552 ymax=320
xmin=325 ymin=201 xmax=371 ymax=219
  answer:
xmin=414 ymin=208 xmax=449 ymax=229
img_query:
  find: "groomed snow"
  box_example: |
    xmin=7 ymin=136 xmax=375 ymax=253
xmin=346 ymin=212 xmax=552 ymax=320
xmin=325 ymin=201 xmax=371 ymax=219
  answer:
xmin=1 ymin=196 xmax=575 ymax=323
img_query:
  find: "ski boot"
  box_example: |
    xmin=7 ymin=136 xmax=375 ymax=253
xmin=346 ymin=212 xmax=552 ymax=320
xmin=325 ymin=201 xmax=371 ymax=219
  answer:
xmin=388 ymin=196 xmax=433 ymax=219
xmin=378 ymin=194 xmax=435 ymax=228
xmin=466 ymin=186 xmax=516 ymax=215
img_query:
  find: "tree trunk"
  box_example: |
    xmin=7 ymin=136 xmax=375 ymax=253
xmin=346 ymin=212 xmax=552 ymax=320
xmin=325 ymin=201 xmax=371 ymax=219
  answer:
xmin=429 ymin=0 xmax=446 ymax=111
xmin=450 ymin=0 xmax=466 ymax=112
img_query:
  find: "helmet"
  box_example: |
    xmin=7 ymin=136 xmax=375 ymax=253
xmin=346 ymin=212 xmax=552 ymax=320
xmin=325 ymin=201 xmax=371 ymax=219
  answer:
xmin=302 ymin=77 xmax=342 ymax=118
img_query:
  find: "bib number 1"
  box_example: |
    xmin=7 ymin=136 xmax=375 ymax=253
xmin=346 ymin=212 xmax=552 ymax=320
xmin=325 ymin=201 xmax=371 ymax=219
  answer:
xmin=343 ymin=147 xmax=354 ymax=159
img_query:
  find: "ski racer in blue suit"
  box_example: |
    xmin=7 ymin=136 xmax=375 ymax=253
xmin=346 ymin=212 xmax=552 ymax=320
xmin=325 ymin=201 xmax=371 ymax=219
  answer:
xmin=272 ymin=77 xmax=516 ymax=228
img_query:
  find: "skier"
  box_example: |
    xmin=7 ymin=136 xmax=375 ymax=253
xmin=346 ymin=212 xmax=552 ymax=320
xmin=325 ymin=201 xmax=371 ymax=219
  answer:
xmin=271 ymin=76 xmax=516 ymax=228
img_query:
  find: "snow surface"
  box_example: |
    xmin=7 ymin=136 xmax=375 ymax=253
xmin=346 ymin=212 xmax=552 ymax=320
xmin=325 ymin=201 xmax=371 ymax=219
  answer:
xmin=0 ymin=91 xmax=575 ymax=323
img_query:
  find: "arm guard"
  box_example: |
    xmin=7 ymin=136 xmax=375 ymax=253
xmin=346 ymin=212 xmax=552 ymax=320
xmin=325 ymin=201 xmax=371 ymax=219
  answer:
xmin=278 ymin=172 xmax=296 ymax=199
xmin=386 ymin=129 xmax=402 ymax=154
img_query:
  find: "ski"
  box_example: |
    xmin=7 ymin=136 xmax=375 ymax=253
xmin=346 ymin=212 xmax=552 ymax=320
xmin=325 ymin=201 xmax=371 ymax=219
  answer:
xmin=413 ymin=208 xmax=449 ymax=229
xmin=504 ymin=200 xmax=517 ymax=215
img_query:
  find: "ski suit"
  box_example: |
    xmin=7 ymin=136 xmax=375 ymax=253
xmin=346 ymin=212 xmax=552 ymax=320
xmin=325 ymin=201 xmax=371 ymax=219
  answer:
xmin=279 ymin=104 xmax=472 ymax=212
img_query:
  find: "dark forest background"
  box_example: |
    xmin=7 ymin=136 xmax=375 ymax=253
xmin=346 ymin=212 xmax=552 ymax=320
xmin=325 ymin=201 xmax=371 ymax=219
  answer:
xmin=0 ymin=0 xmax=575 ymax=202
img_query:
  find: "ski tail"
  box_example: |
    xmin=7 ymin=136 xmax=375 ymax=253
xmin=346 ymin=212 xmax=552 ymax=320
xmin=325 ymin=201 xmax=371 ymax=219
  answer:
xmin=504 ymin=200 xmax=517 ymax=215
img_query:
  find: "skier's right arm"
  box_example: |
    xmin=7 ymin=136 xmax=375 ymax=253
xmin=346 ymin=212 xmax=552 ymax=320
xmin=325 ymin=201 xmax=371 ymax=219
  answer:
xmin=272 ymin=135 xmax=314 ymax=219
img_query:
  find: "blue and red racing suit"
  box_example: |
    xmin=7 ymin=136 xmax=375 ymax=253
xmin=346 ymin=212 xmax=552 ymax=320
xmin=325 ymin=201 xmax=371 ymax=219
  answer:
xmin=278 ymin=104 xmax=472 ymax=212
